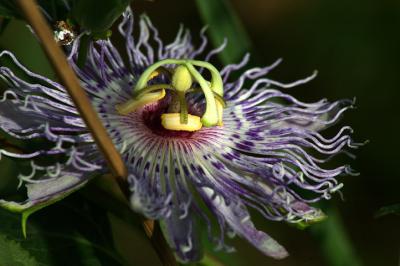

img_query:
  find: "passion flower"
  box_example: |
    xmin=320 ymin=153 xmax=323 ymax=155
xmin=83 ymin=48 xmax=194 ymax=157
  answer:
xmin=0 ymin=7 xmax=360 ymax=263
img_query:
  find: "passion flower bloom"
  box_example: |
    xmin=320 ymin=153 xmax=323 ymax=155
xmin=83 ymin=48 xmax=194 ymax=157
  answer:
xmin=0 ymin=8 xmax=360 ymax=263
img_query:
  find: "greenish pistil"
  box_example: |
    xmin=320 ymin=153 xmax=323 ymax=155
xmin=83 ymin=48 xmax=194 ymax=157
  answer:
xmin=117 ymin=59 xmax=226 ymax=131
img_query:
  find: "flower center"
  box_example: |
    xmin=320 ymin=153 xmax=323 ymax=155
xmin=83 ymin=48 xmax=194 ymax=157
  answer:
xmin=116 ymin=59 xmax=226 ymax=132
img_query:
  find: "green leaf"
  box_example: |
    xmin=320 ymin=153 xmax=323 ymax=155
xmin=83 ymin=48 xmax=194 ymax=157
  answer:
xmin=0 ymin=1 xmax=19 ymax=18
xmin=70 ymin=0 xmax=131 ymax=33
xmin=0 ymin=208 xmax=52 ymax=265
xmin=0 ymin=194 xmax=125 ymax=265
xmin=375 ymin=203 xmax=400 ymax=218
xmin=310 ymin=207 xmax=362 ymax=266
xmin=0 ymin=0 xmax=126 ymax=34
xmin=195 ymin=0 xmax=251 ymax=64
xmin=0 ymin=233 xmax=39 ymax=266
xmin=197 ymin=252 xmax=225 ymax=266
xmin=0 ymin=18 xmax=11 ymax=34
xmin=0 ymin=0 xmax=70 ymax=20
xmin=37 ymin=0 xmax=71 ymax=21
xmin=0 ymin=176 xmax=90 ymax=238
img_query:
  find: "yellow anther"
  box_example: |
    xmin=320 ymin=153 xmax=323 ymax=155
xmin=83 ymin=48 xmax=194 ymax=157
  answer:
xmin=171 ymin=65 xmax=193 ymax=92
xmin=148 ymin=70 xmax=160 ymax=80
xmin=147 ymin=67 xmax=172 ymax=82
xmin=161 ymin=113 xmax=202 ymax=132
xmin=216 ymin=100 xmax=224 ymax=126
xmin=116 ymin=89 xmax=166 ymax=115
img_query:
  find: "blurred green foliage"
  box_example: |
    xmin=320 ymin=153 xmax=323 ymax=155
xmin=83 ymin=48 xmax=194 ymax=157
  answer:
xmin=0 ymin=1 xmax=19 ymax=18
xmin=375 ymin=203 xmax=400 ymax=218
xmin=195 ymin=0 xmax=250 ymax=64
xmin=71 ymin=0 xmax=131 ymax=33
xmin=0 ymin=0 xmax=131 ymax=34
xmin=310 ymin=207 xmax=362 ymax=266
xmin=0 ymin=195 xmax=124 ymax=266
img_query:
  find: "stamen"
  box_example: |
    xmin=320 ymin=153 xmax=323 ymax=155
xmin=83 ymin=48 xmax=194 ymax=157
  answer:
xmin=116 ymin=89 xmax=166 ymax=115
xmin=133 ymin=84 xmax=173 ymax=99
xmin=190 ymin=60 xmax=223 ymax=96
xmin=161 ymin=113 xmax=202 ymax=132
xmin=134 ymin=59 xmax=182 ymax=94
xmin=189 ymin=88 xmax=227 ymax=107
xmin=216 ymin=101 xmax=224 ymax=126
xmin=185 ymin=63 xmax=219 ymax=127
xmin=148 ymin=66 xmax=172 ymax=80
xmin=117 ymin=70 xmax=171 ymax=115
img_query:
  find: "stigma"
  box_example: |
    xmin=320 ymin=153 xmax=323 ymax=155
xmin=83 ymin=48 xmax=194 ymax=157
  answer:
xmin=116 ymin=59 xmax=226 ymax=132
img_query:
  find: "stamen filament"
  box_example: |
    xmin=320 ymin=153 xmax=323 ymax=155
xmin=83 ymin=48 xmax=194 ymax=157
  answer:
xmin=116 ymin=89 xmax=166 ymax=115
xmin=134 ymin=59 xmax=183 ymax=94
xmin=185 ymin=63 xmax=219 ymax=127
xmin=133 ymin=84 xmax=173 ymax=99
xmin=190 ymin=60 xmax=224 ymax=96
xmin=187 ymin=88 xmax=227 ymax=107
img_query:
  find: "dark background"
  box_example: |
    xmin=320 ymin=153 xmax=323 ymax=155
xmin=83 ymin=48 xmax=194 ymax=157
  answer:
xmin=0 ymin=0 xmax=399 ymax=265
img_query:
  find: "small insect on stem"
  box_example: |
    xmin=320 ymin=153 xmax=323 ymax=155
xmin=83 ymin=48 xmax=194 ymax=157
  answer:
xmin=54 ymin=20 xmax=76 ymax=45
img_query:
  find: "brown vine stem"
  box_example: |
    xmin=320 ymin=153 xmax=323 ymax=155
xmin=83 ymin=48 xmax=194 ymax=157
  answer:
xmin=15 ymin=1 xmax=176 ymax=265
